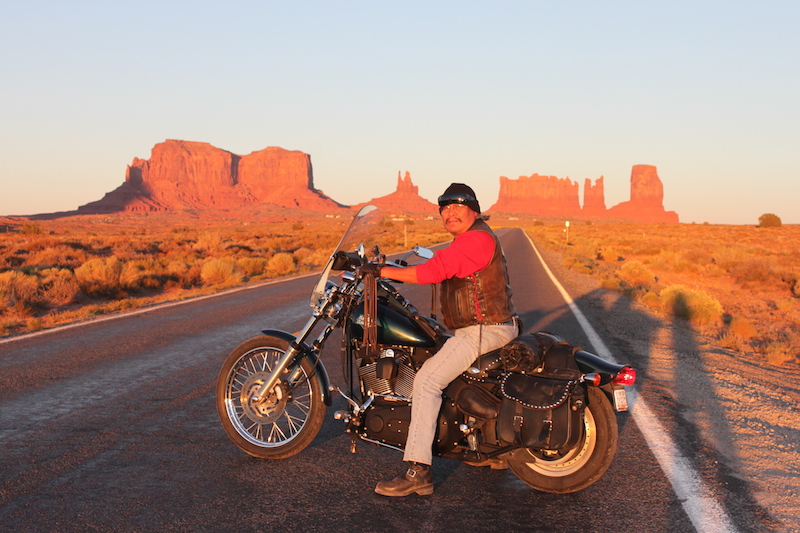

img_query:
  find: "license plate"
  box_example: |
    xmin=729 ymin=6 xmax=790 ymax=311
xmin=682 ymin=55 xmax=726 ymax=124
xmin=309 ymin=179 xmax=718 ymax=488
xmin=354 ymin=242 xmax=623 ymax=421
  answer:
xmin=612 ymin=387 xmax=629 ymax=412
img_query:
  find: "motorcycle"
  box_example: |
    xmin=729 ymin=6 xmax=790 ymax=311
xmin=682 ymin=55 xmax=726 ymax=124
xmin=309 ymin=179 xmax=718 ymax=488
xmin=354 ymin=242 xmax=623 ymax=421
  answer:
xmin=216 ymin=205 xmax=636 ymax=493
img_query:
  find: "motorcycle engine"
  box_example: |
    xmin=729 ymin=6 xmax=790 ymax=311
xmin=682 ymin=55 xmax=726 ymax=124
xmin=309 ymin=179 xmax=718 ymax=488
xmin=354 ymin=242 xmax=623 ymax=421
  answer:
xmin=358 ymin=348 xmax=416 ymax=399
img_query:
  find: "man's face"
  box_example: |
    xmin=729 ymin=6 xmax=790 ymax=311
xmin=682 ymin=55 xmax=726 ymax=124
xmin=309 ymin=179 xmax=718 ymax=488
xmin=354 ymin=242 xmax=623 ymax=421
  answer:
xmin=440 ymin=203 xmax=479 ymax=236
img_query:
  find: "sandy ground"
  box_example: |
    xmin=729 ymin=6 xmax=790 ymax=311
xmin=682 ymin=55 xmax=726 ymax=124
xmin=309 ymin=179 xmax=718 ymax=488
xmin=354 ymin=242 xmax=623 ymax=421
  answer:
xmin=536 ymin=244 xmax=800 ymax=532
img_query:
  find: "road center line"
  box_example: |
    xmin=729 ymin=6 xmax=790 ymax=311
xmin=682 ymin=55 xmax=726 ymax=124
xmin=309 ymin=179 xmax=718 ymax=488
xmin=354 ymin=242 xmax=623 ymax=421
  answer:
xmin=523 ymin=232 xmax=737 ymax=533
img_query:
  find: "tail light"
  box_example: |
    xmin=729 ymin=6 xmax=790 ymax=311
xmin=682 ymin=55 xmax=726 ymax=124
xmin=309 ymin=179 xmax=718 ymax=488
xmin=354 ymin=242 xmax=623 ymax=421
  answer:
xmin=612 ymin=366 xmax=636 ymax=386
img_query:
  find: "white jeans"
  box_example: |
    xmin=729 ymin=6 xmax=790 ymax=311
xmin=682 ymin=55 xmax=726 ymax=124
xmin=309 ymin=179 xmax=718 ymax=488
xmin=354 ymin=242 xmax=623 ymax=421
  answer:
xmin=402 ymin=322 xmax=518 ymax=465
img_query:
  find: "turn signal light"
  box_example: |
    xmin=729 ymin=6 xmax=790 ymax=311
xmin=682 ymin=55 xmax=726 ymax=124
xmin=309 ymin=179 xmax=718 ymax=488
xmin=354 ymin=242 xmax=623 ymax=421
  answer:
xmin=583 ymin=373 xmax=602 ymax=386
xmin=612 ymin=366 xmax=636 ymax=386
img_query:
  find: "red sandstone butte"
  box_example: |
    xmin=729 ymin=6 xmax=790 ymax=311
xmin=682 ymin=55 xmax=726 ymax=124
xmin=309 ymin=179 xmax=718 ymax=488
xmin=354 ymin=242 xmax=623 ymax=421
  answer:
xmin=353 ymin=171 xmax=438 ymax=214
xmin=582 ymin=177 xmax=607 ymax=216
xmin=606 ymin=165 xmax=679 ymax=223
xmin=488 ymin=165 xmax=678 ymax=223
xmin=77 ymin=140 xmax=342 ymax=214
xmin=488 ymin=174 xmax=582 ymax=216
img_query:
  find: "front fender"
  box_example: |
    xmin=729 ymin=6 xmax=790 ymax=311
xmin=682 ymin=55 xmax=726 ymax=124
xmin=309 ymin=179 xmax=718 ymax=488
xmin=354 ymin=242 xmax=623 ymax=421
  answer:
xmin=261 ymin=328 xmax=332 ymax=406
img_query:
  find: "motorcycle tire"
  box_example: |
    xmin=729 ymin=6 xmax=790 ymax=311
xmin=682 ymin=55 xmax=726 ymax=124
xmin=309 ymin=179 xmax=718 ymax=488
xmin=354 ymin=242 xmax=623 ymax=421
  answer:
xmin=505 ymin=386 xmax=618 ymax=493
xmin=216 ymin=334 xmax=326 ymax=459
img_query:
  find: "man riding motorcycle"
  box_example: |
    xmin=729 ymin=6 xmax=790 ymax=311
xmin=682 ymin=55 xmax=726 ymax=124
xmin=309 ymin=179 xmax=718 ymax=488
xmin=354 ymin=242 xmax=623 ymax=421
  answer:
xmin=375 ymin=183 xmax=520 ymax=497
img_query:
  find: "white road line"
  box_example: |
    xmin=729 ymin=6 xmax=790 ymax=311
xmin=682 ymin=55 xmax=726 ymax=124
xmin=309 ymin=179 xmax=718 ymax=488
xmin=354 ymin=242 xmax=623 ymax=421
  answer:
xmin=524 ymin=232 xmax=738 ymax=533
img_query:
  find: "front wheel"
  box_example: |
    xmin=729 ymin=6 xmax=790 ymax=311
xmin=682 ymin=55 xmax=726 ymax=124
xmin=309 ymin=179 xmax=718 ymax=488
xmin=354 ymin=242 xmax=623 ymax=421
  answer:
xmin=216 ymin=334 xmax=326 ymax=459
xmin=505 ymin=386 xmax=619 ymax=493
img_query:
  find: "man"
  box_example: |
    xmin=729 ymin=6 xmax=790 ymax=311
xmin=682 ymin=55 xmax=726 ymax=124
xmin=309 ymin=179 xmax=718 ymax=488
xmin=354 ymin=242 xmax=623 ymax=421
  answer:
xmin=375 ymin=183 xmax=519 ymax=497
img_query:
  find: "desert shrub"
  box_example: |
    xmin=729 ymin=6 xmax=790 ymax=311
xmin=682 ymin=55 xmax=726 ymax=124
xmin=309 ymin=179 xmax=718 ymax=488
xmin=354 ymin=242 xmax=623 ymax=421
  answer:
xmin=195 ymin=232 xmax=224 ymax=252
xmin=619 ymin=260 xmax=656 ymax=287
xmin=631 ymin=244 xmax=663 ymax=256
xmin=598 ymin=246 xmax=621 ymax=262
xmin=713 ymin=246 xmax=748 ymax=272
xmin=74 ymin=257 xmax=131 ymax=297
xmin=600 ymin=278 xmax=621 ymax=291
xmin=781 ymin=272 xmax=800 ymax=297
xmin=21 ymin=223 xmax=43 ymax=235
xmin=293 ymin=247 xmax=314 ymax=262
xmin=764 ymin=337 xmax=798 ymax=366
xmin=562 ymin=255 xmax=593 ymax=275
xmin=758 ymin=213 xmax=782 ymax=228
xmin=730 ymin=257 xmax=777 ymax=285
xmin=640 ymin=291 xmax=662 ymax=310
xmin=237 ymin=257 xmax=267 ymax=277
xmin=652 ymin=250 xmax=694 ymax=273
xmin=718 ymin=332 xmax=745 ymax=352
xmin=267 ymin=253 xmax=296 ymax=275
xmin=660 ymin=284 xmax=723 ymax=325
xmin=27 ymin=245 xmax=89 ymax=269
xmin=200 ymin=259 xmax=243 ymax=286
xmin=179 ymin=265 xmax=202 ymax=288
xmin=681 ymin=246 xmax=713 ymax=265
xmin=728 ymin=316 xmax=757 ymax=339
xmin=119 ymin=261 xmax=147 ymax=290
xmin=572 ymin=237 xmax=599 ymax=260
xmin=40 ymin=268 xmax=80 ymax=306
xmin=0 ymin=270 xmax=41 ymax=314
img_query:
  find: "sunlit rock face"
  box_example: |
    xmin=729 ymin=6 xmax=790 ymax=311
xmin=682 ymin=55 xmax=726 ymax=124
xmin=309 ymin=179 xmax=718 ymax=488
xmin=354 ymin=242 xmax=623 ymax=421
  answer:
xmin=78 ymin=140 xmax=341 ymax=213
xmin=582 ymin=176 xmax=607 ymax=217
xmin=489 ymin=174 xmax=582 ymax=216
xmin=488 ymin=165 xmax=678 ymax=223
xmin=352 ymin=171 xmax=438 ymax=214
xmin=606 ymin=165 xmax=679 ymax=223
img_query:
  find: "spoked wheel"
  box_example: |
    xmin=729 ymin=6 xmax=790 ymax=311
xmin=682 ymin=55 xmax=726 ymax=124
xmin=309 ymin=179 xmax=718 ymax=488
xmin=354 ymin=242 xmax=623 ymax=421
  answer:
xmin=216 ymin=335 xmax=326 ymax=459
xmin=506 ymin=386 xmax=618 ymax=493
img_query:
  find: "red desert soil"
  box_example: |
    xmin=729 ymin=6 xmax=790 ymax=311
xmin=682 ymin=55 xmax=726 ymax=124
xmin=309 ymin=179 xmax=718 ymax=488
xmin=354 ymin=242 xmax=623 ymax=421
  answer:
xmin=536 ymin=243 xmax=800 ymax=532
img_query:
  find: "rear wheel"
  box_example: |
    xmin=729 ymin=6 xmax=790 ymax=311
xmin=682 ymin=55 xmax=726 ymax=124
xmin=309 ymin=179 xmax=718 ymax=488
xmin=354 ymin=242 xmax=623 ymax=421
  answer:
xmin=505 ymin=386 xmax=618 ymax=493
xmin=216 ymin=335 xmax=326 ymax=459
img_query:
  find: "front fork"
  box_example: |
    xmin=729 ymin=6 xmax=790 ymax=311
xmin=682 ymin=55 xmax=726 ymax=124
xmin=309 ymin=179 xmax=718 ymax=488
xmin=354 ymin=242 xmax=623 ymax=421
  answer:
xmin=251 ymin=314 xmax=329 ymax=404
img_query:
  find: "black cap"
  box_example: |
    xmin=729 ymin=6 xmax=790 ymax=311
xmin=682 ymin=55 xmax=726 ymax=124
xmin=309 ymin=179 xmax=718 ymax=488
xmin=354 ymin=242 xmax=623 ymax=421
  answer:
xmin=438 ymin=183 xmax=481 ymax=214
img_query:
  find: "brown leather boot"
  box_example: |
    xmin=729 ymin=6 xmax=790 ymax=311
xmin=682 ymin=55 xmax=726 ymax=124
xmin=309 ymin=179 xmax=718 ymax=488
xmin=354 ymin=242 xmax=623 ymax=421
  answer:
xmin=374 ymin=462 xmax=433 ymax=497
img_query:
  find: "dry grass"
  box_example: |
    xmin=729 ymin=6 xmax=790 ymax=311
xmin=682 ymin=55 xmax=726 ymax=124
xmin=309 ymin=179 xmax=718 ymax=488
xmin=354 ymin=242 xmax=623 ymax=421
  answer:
xmin=518 ymin=219 xmax=800 ymax=367
xmin=11 ymin=210 xmax=795 ymax=368
xmin=0 ymin=212 xmax=449 ymax=337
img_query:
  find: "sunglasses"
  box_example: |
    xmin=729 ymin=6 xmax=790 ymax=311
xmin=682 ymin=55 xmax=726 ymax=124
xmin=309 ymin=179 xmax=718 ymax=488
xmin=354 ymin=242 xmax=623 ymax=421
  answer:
xmin=437 ymin=192 xmax=477 ymax=212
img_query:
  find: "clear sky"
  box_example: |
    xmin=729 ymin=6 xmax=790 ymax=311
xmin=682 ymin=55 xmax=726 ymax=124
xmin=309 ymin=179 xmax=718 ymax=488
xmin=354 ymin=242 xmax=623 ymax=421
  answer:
xmin=1 ymin=1 xmax=798 ymax=224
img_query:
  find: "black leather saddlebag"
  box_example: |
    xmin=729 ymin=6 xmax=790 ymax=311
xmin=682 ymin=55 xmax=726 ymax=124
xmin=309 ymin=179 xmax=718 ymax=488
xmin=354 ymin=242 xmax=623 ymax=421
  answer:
xmin=496 ymin=339 xmax=587 ymax=450
xmin=497 ymin=374 xmax=585 ymax=450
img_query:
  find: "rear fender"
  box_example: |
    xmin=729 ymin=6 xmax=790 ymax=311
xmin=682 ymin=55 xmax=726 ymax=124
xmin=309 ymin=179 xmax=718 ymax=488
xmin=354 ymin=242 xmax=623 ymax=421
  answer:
xmin=261 ymin=328 xmax=332 ymax=406
xmin=574 ymin=349 xmax=628 ymax=386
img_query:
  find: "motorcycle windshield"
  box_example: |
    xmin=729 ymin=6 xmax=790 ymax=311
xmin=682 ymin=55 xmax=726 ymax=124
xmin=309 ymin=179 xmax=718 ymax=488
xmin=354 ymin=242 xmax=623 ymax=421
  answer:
xmin=310 ymin=205 xmax=383 ymax=309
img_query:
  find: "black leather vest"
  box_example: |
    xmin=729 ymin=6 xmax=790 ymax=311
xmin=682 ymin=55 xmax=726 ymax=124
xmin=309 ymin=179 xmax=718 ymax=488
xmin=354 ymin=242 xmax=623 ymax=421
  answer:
xmin=439 ymin=219 xmax=516 ymax=330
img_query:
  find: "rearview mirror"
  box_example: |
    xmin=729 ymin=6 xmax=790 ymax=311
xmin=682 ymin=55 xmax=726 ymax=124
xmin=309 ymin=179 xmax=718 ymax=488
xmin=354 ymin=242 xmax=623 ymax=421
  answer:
xmin=413 ymin=246 xmax=434 ymax=260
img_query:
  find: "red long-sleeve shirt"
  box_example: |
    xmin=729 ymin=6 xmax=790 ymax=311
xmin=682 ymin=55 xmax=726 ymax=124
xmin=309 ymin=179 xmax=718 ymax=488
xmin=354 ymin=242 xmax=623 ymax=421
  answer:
xmin=415 ymin=230 xmax=495 ymax=284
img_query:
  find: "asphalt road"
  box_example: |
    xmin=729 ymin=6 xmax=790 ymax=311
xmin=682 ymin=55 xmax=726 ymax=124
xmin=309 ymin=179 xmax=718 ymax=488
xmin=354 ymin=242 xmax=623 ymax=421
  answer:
xmin=0 ymin=228 xmax=701 ymax=532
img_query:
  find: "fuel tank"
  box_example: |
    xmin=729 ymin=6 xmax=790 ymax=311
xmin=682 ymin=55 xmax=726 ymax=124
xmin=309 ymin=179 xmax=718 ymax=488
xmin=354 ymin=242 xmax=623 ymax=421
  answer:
xmin=350 ymin=301 xmax=437 ymax=348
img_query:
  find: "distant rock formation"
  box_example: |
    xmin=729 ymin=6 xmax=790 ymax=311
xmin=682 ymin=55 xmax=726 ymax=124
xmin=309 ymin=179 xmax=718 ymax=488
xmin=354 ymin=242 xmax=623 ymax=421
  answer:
xmin=353 ymin=171 xmax=438 ymax=214
xmin=78 ymin=140 xmax=342 ymax=214
xmin=582 ymin=177 xmax=607 ymax=216
xmin=606 ymin=165 xmax=679 ymax=223
xmin=488 ymin=165 xmax=679 ymax=223
xmin=489 ymin=174 xmax=582 ymax=216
